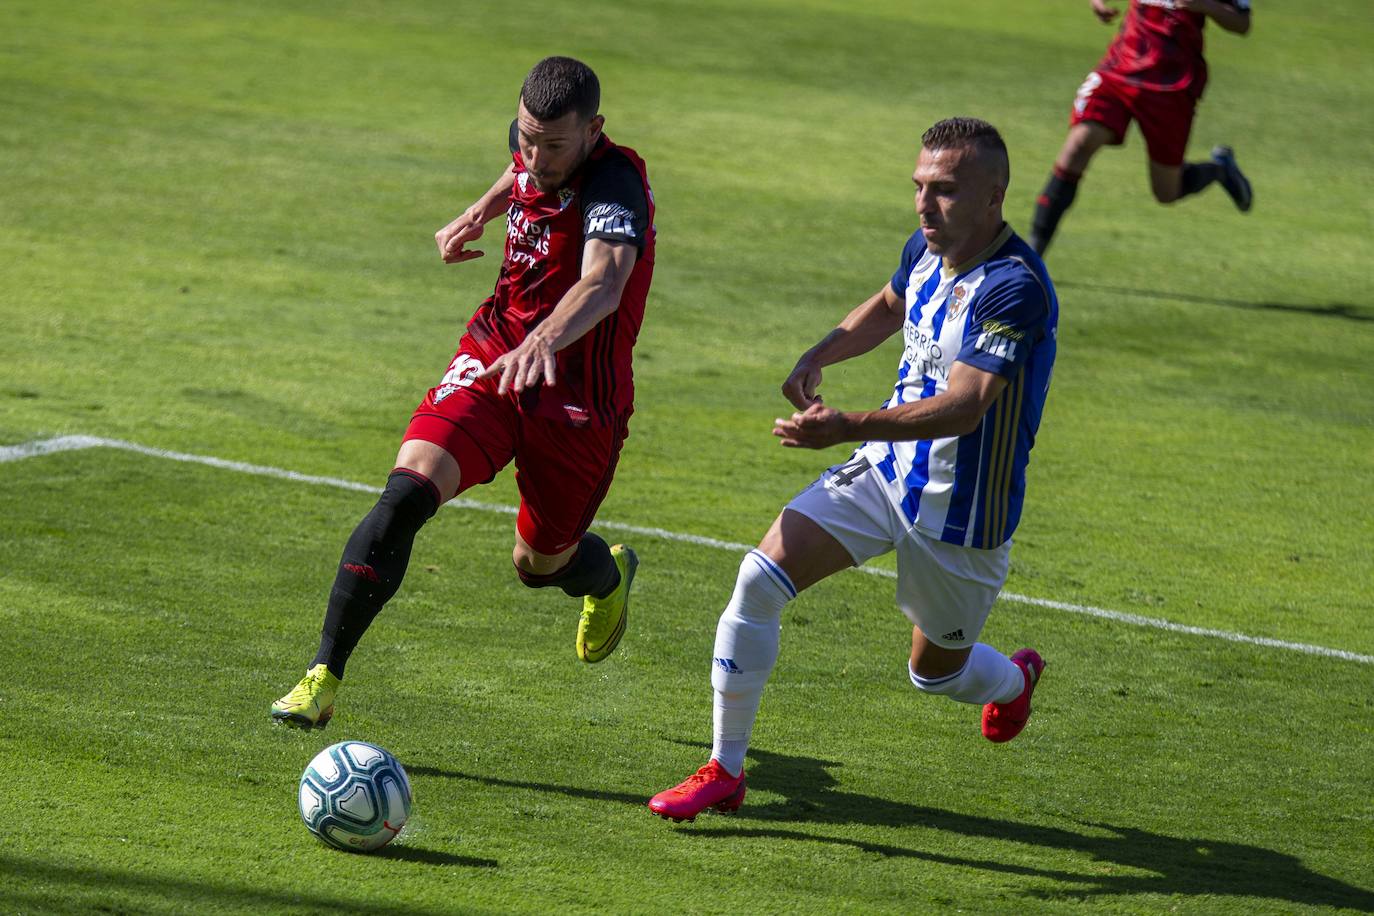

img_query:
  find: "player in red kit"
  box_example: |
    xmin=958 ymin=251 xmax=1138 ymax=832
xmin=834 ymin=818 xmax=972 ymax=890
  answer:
xmin=271 ymin=57 xmax=655 ymax=729
xmin=1030 ymin=0 xmax=1253 ymax=256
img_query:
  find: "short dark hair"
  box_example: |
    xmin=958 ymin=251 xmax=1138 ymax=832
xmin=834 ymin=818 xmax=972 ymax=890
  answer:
xmin=922 ymin=117 xmax=1010 ymax=187
xmin=520 ymin=56 xmax=600 ymax=122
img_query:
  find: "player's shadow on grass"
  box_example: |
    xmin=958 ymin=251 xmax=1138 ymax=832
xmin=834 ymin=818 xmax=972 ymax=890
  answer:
xmin=706 ymin=745 xmax=1374 ymax=911
xmin=0 ymin=851 xmax=481 ymax=916
xmin=1056 ymin=279 xmax=1374 ymax=323
xmin=410 ymin=749 xmax=1374 ymax=911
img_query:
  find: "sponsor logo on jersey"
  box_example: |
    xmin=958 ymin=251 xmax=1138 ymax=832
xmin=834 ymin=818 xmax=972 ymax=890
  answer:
xmin=974 ymin=330 xmax=1020 ymax=362
xmin=585 ymin=202 xmax=637 ymax=238
xmin=902 ymin=323 xmax=949 ymax=381
xmin=506 ymin=205 xmax=550 ymax=255
xmin=980 ymin=319 xmax=1025 ymax=340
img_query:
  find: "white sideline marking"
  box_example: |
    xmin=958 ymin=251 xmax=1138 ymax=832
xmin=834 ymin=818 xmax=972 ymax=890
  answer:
xmin=5 ymin=435 xmax=1372 ymax=666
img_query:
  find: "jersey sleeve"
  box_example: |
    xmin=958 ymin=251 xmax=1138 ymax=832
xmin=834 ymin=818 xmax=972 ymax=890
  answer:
xmin=956 ymin=267 xmax=1052 ymax=378
xmin=580 ymin=152 xmax=650 ymax=251
xmin=889 ymin=231 xmax=927 ymax=297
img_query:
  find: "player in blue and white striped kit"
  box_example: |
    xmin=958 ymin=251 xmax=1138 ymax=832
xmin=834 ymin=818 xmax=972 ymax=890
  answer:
xmin=650 ymin=118 xmax=1059 ymax=822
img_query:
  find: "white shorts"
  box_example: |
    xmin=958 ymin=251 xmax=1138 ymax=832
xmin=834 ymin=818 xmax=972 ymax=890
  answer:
xmin=785 ymin=454 xmax=1011 ymax=648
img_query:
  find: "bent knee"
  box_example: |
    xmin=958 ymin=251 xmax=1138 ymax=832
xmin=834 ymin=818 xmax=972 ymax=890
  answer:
xmin=1149 ymin=166 xmax=1184 ymax=204
xmin=909 ymin=636 xmax=972 ymax=682
xmin=512 ymin=546 xmax=549 ymax=576
xmin=394 ymin=439 xmax=461 ymax=501
xmin=512 ymin=543 xmax=575 ymax=580
xmin=909 ymin=660 xmax=970 ymax=695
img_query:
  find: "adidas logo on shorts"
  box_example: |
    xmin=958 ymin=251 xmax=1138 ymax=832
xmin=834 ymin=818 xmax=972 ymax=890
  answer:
xmin=942 ymin=629 xmax=965 ymax=642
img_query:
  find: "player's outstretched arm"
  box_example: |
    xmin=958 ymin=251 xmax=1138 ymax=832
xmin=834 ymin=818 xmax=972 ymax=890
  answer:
xmin=435 ymin=164 xmax=518 ymax=264
xmin=1177 ymin=0 xmax=1251 ymax=34
xmin=477 ymin=237 xmax=637 ymax=394
xmin=782 ymin=283 xmax=905 ymax=410
xmin=773 ymin=360 xmax=1007 ymax=450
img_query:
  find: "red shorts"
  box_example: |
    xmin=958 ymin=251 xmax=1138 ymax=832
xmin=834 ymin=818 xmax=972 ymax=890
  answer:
xmin=403 ymin=336 xmax=629 ymax=556
xmin=1070 ymin=70 xmax=1197 ymax=167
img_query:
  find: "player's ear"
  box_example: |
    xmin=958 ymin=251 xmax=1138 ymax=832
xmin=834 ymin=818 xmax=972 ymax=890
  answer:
xmin=587 ymin=114 xmax=605 ymax=144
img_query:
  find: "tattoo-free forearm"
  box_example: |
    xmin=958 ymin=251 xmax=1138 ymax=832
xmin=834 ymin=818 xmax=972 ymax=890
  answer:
xmin=841 ymin=389 xmax=986 ymax=443
xmin=843 ymin=361 xmax=1008 ymax=442
xmin=523 ymin=272 xmax=625 ymax=354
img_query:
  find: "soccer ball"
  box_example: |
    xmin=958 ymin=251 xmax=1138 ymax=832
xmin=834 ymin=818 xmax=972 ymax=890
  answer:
xmin=298 ymin=741 xmax=412 ymax=852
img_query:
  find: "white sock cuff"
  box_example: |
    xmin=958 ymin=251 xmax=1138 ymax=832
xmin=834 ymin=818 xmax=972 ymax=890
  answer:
xmin=711 ymin=737 xmax=748 ymax=777
xmin=908 ymin=644 xmax=1022 ymax=706
xmin=744 ymin=549 xmax=797 ymax=602
xmin=909 ymin=658 xmax=969 ymax=690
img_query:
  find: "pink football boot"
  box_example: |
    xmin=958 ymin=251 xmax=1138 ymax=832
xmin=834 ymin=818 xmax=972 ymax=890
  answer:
xmin=982 ymin=648 xmax=1046 ymax=743
xmin=648 ymin=760 xmax=746 ymax=822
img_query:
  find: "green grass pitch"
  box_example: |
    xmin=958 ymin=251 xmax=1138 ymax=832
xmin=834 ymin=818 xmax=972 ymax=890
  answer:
xmin=3 ymin=0 xmax=1373 ymax=912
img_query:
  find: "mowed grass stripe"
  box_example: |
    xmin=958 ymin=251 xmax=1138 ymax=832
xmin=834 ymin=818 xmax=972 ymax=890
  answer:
xmin=6 ymin=434 xmax=1371 ymax=667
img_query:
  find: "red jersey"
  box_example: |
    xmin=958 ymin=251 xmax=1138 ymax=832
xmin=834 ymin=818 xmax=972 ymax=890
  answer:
xmin=465 ymin=132 xmax=655 ymax=428
xmin=1098 ymin=0 xmax=1246 ymax=95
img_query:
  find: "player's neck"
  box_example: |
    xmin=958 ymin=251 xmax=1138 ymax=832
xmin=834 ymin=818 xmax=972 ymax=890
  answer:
xmin=942 ymin=221 xmax=1011 ymax=276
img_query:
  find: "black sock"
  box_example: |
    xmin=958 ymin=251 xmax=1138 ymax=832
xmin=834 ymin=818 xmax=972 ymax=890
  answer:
xmin=1179 ymin=161 xmax=1220 ymax=198
xmin=312 ymin=469 xmax=441 ymax=678
xmin=516 ymin=532 xmax=620 ymax=599
xmin=1029 ymin=167 xmax=1080 ymax=255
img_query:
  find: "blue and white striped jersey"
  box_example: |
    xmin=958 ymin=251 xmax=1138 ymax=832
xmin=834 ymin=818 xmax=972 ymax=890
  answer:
xmin=857 ymin=225 xmax=1057 ymax=549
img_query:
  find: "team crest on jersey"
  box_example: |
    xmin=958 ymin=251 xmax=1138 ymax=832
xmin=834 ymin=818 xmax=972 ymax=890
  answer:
xmin=517 ymin=172 xmax=530 ymax=193
xmin=433 ymin=383 xmax=460 ymax=404
xmin=948 ymin=284 xmax=970 ymax=319
xmin=558 ymin=187 xmax=575 ymax=211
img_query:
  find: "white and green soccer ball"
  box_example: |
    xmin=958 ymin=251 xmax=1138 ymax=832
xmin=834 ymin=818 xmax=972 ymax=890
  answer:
xmin=298 ymin=741 xmax=412 ymax=852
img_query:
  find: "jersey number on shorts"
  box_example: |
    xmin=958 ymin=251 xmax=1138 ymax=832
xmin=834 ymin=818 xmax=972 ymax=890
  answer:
xmin=432 ymin=354 xmax=485 ymax=404
xmin=440 ymin=354 xmax=485 ymax=388
xmin=1074 ymin=71 xmax=1102 ymax=115
xmin=827 ymin=455 xmax=868 ymax=488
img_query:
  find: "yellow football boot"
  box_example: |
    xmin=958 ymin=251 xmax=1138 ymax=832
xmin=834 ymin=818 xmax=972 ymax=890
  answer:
xmin=577 ymin=544 xmax=637 ymax=663
xmin=271 ymin=664 xmax=341 ymax=730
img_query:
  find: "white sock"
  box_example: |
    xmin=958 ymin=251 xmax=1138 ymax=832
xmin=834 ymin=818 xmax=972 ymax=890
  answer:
xmin=711 ymin=738 xmax=749 ymax=778
xmin=908 ymin=642 xmax=1024 ymax=705
xmin=710 ymin=549 xmax=796 ymax=776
